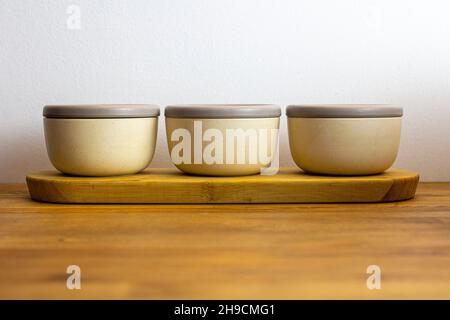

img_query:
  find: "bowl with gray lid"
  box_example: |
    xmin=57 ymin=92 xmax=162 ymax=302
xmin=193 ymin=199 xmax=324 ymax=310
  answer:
xmin=43 ymin=104 xmax=160 ymax=176
xmin=286 ymin=104 xmax=403 ymax=175
xmin=165 ymin=104 xmax=281 ymax=176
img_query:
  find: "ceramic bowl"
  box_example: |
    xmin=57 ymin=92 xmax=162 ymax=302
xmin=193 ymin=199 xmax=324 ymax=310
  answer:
xmin=165 ymin=104 xmax=281 ymax=176
xmin=43 ymin=104 xmax=160 ymax=176
xmin=286 ymin=104 xmax=403 ymax=175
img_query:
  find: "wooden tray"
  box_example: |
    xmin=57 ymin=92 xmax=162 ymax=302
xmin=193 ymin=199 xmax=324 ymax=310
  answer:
xmin=26 ymin=168 xmax=419 ymax=204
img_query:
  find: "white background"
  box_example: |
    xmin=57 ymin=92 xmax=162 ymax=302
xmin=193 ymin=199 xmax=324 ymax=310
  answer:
xmin=1 ymin=0 xmax=449 ymax=182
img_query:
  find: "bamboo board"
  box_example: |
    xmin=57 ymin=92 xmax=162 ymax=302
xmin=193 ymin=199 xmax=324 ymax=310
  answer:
xmin=25 ymin=168 xmax=419 ymax=204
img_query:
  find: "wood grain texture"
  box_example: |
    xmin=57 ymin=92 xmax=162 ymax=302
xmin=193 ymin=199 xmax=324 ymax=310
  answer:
xmin=0 ymin=182 xmax=450 ymax=299
xmin=26 ymin=168 xmax=419 ymax=203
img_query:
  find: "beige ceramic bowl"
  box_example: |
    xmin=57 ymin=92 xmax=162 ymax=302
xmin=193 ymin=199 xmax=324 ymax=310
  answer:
xmin=287 ymin=104 xmax=403 ymax=175
xmin=165 ymin=104 xmax=281 ymax=176
xmin=43 ymin=104 xmax=160 ymax=176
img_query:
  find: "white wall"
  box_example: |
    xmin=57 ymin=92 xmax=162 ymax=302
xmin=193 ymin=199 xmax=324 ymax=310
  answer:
xmin=1 ymin=0 xmax=449 ymax=182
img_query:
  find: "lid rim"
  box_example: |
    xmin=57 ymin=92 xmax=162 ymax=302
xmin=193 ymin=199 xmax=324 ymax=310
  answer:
xmin=286 ymin=104 xmax=403 ymax=118
xmin=165 ymin=104 xmax=281 ymax=118
xmin=44 ymin=115 xmax=159 ymax=119
xmin=43 ymin=104 xmax=160 ymax=118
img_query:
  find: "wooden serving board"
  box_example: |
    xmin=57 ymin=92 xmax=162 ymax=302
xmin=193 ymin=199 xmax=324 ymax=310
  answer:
xmin=26 ymin=168 xmax=419 ymax=204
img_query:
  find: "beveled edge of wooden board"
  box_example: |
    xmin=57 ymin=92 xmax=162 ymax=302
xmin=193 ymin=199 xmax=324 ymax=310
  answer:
xmin=26 ymin=168 xmax=419 ymax=204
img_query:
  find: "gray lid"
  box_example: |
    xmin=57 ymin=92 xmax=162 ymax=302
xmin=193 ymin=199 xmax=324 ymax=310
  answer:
xmin=286 ymin=104 xmax=403 ymax=118
xmin=43 ymin=104 xmax=160 ymax=118
xmin=165 ymin=104 xmax=281 ymax=118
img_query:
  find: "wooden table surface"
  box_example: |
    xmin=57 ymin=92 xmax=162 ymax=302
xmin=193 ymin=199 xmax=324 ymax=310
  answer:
xmin=1 ymin=183 xmax=449 ymax=299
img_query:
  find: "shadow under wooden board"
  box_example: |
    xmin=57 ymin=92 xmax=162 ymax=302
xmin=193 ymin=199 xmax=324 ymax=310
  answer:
xmin=26 ymin=168 xmax=419 ymax=204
